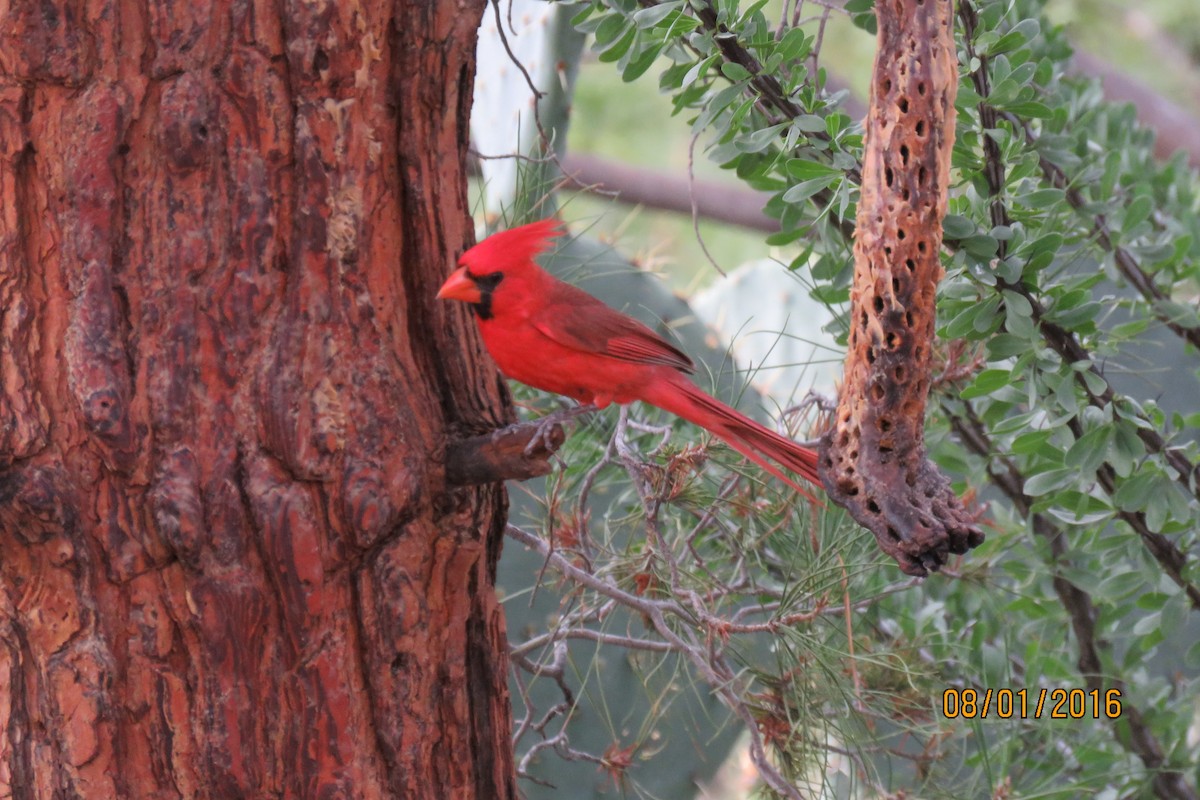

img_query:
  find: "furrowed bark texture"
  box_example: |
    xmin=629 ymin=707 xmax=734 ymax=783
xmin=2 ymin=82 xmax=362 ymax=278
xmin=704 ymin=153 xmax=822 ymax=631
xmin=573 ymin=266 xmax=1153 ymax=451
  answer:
xmin=0 ymin=1 xmax=516 ymax=797
xmin=819 ymin=0 xmax=984 ymax=576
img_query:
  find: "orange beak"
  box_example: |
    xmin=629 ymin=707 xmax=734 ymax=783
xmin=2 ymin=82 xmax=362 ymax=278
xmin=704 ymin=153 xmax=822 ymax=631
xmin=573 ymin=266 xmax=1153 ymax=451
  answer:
xmin=436 ymin=266 xmax=482 ymax=303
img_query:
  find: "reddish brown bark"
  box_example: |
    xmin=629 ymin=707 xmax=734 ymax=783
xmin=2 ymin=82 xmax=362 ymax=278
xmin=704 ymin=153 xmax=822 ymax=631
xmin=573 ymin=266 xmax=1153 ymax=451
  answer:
xmin=0 ymin=2 xmax=515 ymax=797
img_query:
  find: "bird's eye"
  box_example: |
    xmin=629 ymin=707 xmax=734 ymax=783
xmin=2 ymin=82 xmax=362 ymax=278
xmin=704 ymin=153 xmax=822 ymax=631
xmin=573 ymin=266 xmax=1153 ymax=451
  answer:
xmin=474 ymin=271 xmax=504 ymax=291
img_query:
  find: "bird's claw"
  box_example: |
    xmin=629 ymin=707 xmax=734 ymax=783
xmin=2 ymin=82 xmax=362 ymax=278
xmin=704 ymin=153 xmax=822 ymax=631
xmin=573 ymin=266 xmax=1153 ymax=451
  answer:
xmin=521 ymin=404 xmax=599 ymax=457
xmin=523 ymin=419 xmax=562 ymax=457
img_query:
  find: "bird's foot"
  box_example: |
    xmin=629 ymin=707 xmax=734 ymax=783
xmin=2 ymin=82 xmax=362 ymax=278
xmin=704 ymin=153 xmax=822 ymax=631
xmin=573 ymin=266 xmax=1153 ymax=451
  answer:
xmin=522 ymin=404 xmax=599 ymax=456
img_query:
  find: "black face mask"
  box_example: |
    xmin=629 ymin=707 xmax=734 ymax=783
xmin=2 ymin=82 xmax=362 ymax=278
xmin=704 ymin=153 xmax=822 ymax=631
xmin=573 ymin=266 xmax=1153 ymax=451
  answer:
xmin=470 ymin=271 xmax=504 ymax=320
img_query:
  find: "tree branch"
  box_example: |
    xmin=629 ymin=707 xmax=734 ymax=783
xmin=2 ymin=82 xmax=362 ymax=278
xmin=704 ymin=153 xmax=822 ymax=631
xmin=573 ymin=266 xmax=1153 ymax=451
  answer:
xmin=445 ymin=422 xmax=566 ymax=486
xmin=559 ymin=152 xmax=778 ymax=231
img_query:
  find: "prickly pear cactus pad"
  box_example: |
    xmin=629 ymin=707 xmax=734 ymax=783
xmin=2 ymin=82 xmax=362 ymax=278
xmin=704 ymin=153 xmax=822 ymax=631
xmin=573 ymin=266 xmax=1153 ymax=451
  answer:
xmin=819 ymin=0 xmax=985 ymax=576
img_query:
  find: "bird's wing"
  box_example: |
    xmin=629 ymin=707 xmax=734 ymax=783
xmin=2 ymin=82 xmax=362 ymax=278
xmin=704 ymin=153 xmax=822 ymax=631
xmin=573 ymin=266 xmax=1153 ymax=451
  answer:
xmin=531 ymin=282 xmax=695 ymax=374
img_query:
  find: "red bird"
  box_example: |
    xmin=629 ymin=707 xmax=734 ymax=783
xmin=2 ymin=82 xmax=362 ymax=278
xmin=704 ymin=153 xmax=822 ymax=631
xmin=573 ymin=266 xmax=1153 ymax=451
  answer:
xmin=437 ymin=220 xmax=822 ymax=497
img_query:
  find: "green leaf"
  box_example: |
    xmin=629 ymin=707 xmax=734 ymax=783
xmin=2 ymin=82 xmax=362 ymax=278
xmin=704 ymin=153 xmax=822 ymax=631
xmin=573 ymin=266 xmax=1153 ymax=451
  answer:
xmin=776 ymin=27 xmax=810 ymax=63
xmin=1166 ymin=482 xmax=1193 ymax=527
xmin=961 ymin=368 xmax=1011 ymax=400
xmin=943 ymin=214 xmax=975 ymax=239
xmin=1022 ymin=188 xmax=1065 ymax=208
xmin=1136 ymin=592 xmax=1170 ymax=611
xmin=1011 ymin=429 xmax=1055 ymax=456
xmin=681 ymin=54 xmax=718 ymax=88
xmin=1006 ymin=296 xmax=1039 ymax=338
xmin=1162 ymin=593 xmax=1189 ymax=642
xmin=793 ymin=114 xmax=828 ymax=133
xmin=765 ymin=227 xmax=806 ymax=246
xmin=1109 ymin=422 xmax=1145 ymax=477
xmin=1080 ymin=369 xmax=1108 ymax=397
xmin=1050 ymin=301 xmax=1101 ymax=330
xmin=1025 ymin=231 xmax=1063 ymax=261
xmin=944 ymin=300 xmax=982 ymax=339
xmin=569 ymin=3 xmax=596 ymax=27
xmin=632 ymin=1 xmax=684 ymax=28
xmin=785 ymin=158 xmax=842 ymax=180
xmin=999 ymin=19 xmax=1040 ymax=51
xmin=1092 ymin=569 xmax=1147 ymax=602
xmin=1044 ymin=495 xmax=1113 ymax=526
xmin=1003 ymin=101 xmax=1053 ymax=118
xmin=986 ymin=333 xmax=1030 ymax=359
xmin=1064 ymin=426 xmax=1111 ymax=475
xmin=1024 ymin=468 xmax=1076 ymax=496
xmin=963 ymin=234 xmax=999 ymax=259
xmin=1132 ymin=610 xmax=1161 ymax=636
xmin=598 ymin=26 xmax=637 ymax=62
xmin=1109 ymin=318 xmax=1149 ymax=339
xmin=593 ymin=13 xmax=629 ymax=48
xmin=1112 ymin=471 xmax=1157 ymax=512
xmin=1122 ymin=195 xmax=1153 ymax=234
xmin=782 ymin=176 xmax=837 ymax=204
xmin=1001 ymin=289 xmax=1032 ymax=319
xmin=1004 ymin=596 xmax=1055 ymax=620
xmin=692 ymin=84 xmax=741 ymax=131
xmin=622 ymin=42 xmax=663 ymax=81
xmin=721 ymin=62 xmax=752 ymax=82
xmin=736 ymin=123 xmax=788 ymax=153
xmin=1145 ymin=491 xmax=1168 ymax=532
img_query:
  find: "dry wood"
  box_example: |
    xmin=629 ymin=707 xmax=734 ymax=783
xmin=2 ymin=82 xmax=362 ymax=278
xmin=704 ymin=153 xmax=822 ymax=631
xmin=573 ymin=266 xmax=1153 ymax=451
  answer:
xmin=819 ymin=0 xmax=984 ymax=576
xmin=446 ymin=422 xmax=566 ymax=486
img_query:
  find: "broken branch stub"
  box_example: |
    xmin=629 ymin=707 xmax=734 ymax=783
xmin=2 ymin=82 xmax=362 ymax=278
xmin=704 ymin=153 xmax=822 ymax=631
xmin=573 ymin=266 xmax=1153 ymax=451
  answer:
xmin=445 ymin=421 xmax=566 ymax=486
xmin=819 ymin=0 xmax=984 ymax=576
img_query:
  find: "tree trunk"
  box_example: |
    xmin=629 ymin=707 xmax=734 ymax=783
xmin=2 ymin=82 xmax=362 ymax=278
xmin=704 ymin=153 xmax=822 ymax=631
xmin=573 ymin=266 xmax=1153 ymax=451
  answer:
xmin=0 ymin=2 xmax=515 ymax=797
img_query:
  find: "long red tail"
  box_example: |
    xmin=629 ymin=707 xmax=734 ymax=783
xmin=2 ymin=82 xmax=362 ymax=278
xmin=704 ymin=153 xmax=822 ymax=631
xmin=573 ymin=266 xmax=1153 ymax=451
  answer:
xmin=641 ymin=373 xmax=823 ymax=500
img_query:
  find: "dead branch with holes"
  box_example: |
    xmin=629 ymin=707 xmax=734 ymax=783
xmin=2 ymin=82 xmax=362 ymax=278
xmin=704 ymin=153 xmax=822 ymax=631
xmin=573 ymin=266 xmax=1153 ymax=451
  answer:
xmin=818 ymin=0 xmax=984 ymax=576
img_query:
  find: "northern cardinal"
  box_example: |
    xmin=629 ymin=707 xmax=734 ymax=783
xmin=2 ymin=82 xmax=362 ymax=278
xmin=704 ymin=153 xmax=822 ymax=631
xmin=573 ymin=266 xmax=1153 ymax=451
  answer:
xmin=437 ymin=220 xmax=822 ymax=497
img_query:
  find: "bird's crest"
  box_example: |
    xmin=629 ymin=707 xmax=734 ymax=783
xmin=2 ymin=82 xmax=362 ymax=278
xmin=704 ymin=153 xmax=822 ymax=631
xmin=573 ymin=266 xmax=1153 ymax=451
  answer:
xmin=461 ymin=219 xmax=564 ymax=275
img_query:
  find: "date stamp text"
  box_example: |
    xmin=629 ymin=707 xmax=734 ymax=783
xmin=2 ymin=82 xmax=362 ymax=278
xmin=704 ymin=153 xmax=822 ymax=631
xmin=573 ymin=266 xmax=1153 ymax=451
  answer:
xmin=942 ymin=688 xmax=1123 ymax=719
